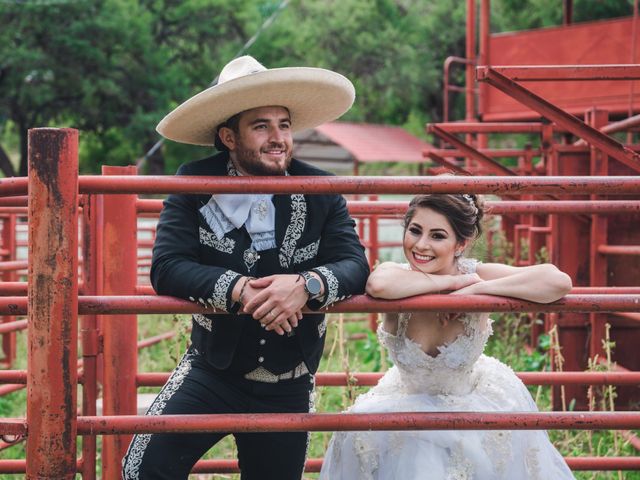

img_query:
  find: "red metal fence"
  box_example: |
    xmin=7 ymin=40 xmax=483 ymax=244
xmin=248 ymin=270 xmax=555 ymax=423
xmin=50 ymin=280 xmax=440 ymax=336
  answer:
xmin=0 ymin=128 xmax=639 ymax=478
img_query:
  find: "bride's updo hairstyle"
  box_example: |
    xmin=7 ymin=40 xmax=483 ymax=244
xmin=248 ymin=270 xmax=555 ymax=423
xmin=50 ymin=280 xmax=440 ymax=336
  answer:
xmin=403 ymin=194 xmax=485 ymax=243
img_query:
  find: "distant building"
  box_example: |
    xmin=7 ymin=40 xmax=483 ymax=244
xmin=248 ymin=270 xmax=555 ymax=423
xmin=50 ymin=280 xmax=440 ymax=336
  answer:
xmin=293 ymin=122 xmax=433 ymax=175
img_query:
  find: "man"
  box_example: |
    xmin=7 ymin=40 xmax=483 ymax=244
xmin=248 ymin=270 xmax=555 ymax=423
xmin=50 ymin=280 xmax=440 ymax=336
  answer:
xmin=122 ymin=56 xmax=369 ymax=479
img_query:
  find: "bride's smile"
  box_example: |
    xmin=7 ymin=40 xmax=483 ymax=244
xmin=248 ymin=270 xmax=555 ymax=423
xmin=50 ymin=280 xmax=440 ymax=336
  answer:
xmin=403 ymin=207 xmax=466 ymax=276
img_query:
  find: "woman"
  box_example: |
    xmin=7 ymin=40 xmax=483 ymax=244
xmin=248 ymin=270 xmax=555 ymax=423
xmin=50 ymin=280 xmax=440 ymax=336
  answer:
xmin=320 ymin=193 xmax=575 ymax=480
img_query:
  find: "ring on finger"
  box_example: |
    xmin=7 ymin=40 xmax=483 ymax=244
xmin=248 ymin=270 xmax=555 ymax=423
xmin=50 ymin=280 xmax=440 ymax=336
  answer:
xmin=269 ymin=310 xmax=276 ymax=319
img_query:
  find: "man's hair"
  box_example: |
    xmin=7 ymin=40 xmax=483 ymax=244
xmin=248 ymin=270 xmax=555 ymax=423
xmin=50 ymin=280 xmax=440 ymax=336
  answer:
xmin=214 ymin=112 xmax=242 ymax=152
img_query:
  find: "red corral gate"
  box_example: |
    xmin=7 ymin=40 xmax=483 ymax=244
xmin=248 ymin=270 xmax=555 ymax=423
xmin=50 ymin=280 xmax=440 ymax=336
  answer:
xmin=0 ymin=129 xmax=638 ymax=478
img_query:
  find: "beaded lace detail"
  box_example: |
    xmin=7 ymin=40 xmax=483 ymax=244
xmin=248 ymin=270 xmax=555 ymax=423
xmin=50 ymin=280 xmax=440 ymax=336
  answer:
xmin=377 ymin=258 xmax=492 ymax=395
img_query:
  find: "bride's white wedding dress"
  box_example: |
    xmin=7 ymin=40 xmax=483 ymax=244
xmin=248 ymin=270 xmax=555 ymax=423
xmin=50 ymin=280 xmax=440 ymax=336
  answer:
xmin=320 ymin=258 xmax=574 ymax=480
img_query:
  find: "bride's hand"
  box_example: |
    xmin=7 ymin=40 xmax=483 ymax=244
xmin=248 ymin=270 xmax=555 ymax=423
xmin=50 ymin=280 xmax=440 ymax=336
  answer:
xmin=451 ymin=273 xmax=482 ymax=294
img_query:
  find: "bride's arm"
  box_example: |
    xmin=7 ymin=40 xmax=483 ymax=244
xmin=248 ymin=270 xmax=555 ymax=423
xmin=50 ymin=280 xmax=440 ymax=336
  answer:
xmin=366 ymin=262 xmax=480 ymax=299
xmin=452 ymin=263 xmax=572 ymax=303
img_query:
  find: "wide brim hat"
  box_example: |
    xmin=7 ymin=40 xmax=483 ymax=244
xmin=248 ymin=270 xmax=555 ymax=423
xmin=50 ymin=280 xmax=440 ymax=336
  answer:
xmin=156 ymin=56 xmax=356 ymax=146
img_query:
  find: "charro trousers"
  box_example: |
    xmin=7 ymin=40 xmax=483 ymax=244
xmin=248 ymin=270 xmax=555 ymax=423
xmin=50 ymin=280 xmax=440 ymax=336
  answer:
xmin=121 ymin=347 xmax=314 ymax=480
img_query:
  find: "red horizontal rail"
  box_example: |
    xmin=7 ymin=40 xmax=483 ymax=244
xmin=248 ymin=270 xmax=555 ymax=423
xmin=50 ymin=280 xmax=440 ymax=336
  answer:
xmin=134 ymin=371 xmax=640 ymax=388
xmin=0 ymin=261 xmax=28 ymax=272
xmin=598 ymin=245 xmax=640 ymax=255
xmin=0 ymin=196 xmax=27 ymax=207
xmin=0 ymin=319 xmax=27 ymax=335
xmin=428 ymin=148 xmax=541 ymax=158
xmin=570 ymin=287 xmax=640 ymax=294
xmin=136 ymin=331 xmax=175 ymax=349
xmin=73 ymin=175 xmax=640 ymax=195
xmin=0 ymin=282 xmax=25 ymax=295
xmin=613 ymin=312 xmax=640 ymax=323
xmin=483 ymin=64 xmax=640 ymax=81
xmin=1 ymin=294 xmax=639 ymax=316
xmin=0 ymin=456 xmax=638 ymax=474
xmin=3 ymin=370 xmax=638 ymax=387
xmin=73 ymin=411 xmax=640 ymax=433
xmin=137 ymin=199 xmax=640 ymax=215
xmin=6 ymin=411 xmax=640 ymax=437
xmin=0 ymin=207 xmax=27 ymax=215
xmin=191 ymin=456 xmax=640 ymax=473
xmin=431 ymin=122 xmax=546 ymax=133
xmin=3 ymin=175 xmax=640 ymax=198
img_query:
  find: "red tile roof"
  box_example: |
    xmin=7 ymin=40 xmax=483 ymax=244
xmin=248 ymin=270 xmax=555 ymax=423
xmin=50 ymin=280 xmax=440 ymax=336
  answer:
xmin=305 ymin=122 xmax=433 ymax=164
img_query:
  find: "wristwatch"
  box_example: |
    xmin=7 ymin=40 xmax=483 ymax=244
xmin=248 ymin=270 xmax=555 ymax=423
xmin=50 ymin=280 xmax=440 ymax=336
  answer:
xmin=300 ymin=271 xmax=322 ymax=300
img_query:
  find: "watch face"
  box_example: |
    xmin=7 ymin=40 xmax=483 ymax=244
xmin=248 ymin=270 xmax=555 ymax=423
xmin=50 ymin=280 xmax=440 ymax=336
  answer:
xmin=306 ymin=277 xmax=322 ymax=296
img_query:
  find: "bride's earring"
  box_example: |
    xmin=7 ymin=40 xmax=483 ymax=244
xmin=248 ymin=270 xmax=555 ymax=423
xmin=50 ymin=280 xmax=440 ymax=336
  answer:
xmin=454 ymin=251 xmax=462 ymax=258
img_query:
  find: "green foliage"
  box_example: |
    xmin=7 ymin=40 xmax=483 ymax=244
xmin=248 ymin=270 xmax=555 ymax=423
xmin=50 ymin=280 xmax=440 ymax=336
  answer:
xmin=1 ymin=0 xmax=633 ymax=175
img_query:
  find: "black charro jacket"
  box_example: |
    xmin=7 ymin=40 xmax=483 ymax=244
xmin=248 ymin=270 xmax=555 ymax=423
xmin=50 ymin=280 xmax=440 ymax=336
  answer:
xmin=150 ymin=152 xmax=369 ymax=375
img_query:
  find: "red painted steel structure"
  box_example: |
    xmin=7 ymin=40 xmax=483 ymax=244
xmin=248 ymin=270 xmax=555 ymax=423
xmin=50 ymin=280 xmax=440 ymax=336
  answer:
xmin=0 ymin=213 xmax=17 ymax=367
xmin=26 ymin=128 xmax=78 ymax=479
xmin=100 ymin=166 xmax=138 ymax=478
xmin=0 ymin=129 xmax=638 ymax=477
xmin=480 ymin=17 xmax=640 ymax=120
xmin=4 ymin=370 xmax=640 ymax=387
xmin=432 ymin=0 xmax=640 ymax=412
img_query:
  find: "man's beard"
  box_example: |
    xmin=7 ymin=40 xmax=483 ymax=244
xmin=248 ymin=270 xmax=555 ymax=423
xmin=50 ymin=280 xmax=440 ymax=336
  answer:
xmin=233 ymin=143 xmax=292 ymax=176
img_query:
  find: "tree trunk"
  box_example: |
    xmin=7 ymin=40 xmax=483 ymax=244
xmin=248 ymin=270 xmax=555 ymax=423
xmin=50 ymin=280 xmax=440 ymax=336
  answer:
xmin=0 ymin=143 xmax=16 ymax=177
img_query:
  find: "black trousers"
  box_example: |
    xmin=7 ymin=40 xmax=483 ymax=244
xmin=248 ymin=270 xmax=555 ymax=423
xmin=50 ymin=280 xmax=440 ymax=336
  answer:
xmin=121 ymin=348 xmax=314 ymax=480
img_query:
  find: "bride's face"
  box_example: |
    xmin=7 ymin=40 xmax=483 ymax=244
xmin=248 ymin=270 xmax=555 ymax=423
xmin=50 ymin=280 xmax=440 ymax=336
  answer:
xmin=403 ymin=207 xmax=464 ymax=276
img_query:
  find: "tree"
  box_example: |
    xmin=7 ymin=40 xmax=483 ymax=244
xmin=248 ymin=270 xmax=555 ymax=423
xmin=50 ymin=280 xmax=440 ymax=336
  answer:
xmin=0 ymin=0 xmax=258 ymax=175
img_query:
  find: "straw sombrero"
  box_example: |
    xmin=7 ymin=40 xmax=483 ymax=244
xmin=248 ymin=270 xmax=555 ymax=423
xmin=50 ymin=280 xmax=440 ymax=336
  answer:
xmin=156 ymin=56 xmax=356 ymax=146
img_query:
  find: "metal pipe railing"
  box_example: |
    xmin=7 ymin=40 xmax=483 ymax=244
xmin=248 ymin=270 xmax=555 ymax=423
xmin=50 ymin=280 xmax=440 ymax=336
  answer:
xmin=1 ymin=293 xmax=639 ymax=316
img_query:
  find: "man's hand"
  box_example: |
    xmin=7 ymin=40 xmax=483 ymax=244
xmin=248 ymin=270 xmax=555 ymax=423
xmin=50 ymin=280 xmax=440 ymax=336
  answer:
xmin=242 ymin=274 xmax=307 ymax=335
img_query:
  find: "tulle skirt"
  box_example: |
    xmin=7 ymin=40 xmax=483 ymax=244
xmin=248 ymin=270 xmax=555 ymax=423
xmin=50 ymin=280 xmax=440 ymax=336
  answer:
xmin=319 ymin=355 xmax=575 ymax=480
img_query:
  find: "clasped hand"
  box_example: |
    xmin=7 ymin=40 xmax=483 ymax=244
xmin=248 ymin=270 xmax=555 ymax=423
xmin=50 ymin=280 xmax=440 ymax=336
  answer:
xmin=241 ymin=274 xmax=307 ymax=336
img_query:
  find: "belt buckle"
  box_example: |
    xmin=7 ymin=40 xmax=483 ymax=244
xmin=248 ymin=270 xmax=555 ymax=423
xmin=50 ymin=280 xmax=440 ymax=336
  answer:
xmin=244 ymin=362 xmax=308 ymax=383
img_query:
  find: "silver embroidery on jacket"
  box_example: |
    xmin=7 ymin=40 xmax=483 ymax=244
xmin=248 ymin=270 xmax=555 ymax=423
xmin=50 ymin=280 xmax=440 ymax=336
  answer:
xmin=212 ymin=270 xmax=240 ymax=311
xmin=122 ymin=349 xmax=196 ymax=478
xmin=193 ymin=313 xmax=212 ymax=331
xmin=318 ymin=317 xmax=328 ymax=337
xmin=293 ymin=239 xmax=320 ymax=265
xmin=315 ymin=266 xmax=339 ymax=307
xmin=251 ymin=230 xmax=277 ymax=251
xmin=199 ymin=227 xmax=235 ymax=254
xmin=279 ymin=194 xmax=306 ymax=269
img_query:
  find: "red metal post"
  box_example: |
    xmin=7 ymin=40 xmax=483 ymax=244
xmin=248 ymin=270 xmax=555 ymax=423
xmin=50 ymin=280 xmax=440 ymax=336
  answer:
xmin=478 ymin=0 xmax=490 ymax=119
xmin=368 ymin=194 xmax=379 ymax=331
xmin=79 ymin=194 xmax=102 ymax=480
xmin=587 ymin=109 xmax=610 ymax=360
xmin=466 ymin=0 xmax=476 ymax=122
xmin=27 ymin=128 xmax=79 ymax=479
xmin=1 ymin=214 xmax=17 ymax=366
xmin=101 ymin=165 xmax=138 ymax=479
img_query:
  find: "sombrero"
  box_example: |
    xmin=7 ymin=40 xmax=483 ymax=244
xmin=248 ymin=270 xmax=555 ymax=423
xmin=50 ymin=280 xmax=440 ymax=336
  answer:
xmin=156 ymin=55 xmax=356 ymax=146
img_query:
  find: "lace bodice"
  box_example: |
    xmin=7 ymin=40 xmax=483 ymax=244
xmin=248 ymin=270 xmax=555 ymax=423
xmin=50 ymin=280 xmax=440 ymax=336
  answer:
xmin=377 ymin=258 xmax=492 ymax=395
